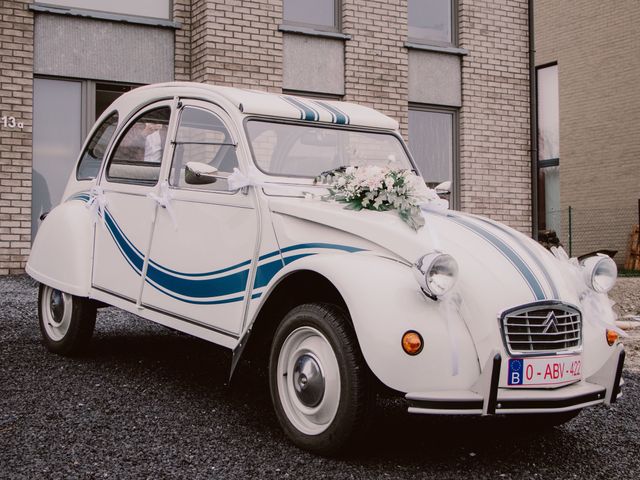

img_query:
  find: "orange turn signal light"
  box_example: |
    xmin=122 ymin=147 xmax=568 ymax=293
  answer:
xmin=606 ymin=329 xmax=619 ymax=346
xmin=402 ymin=331 xmax=424 ymax=356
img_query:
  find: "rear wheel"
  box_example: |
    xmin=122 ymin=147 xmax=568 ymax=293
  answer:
xmin=269 ymin=303 xmax=372 ymax=455
xmin=38 ymin=284 xmax=96 ymax=356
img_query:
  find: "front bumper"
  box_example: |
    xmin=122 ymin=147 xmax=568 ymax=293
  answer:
xmin=406 ymin=344 xmax=625 ymax=416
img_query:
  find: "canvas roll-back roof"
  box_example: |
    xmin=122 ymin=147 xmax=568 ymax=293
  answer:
xmin=131 ymin=82 xmax=399 ymax=130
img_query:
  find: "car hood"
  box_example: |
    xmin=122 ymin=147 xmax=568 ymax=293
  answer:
xmin=268 ymin=196 xmax=583 ymax=363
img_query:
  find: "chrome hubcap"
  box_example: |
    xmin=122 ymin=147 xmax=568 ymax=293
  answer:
xmin=293 ymin=353 xmax=325 ymax=407
xmin=276 ymin=326 xmax=341 ymax=436
xmin=49 ymin=289 xmax=65 ymax=326
xmin=41 ymin=285 xmax=72 ymax=341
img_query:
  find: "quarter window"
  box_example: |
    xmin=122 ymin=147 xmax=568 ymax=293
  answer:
xmin=170 ymin=107 xmax=239 ymax=191
xmin=77 ymin=111 xmax=119 ymax=180
xmin=283 ymin=0 xmax=339 ymax=32
xmin=106 ymin=107 xmax=171 ymax=185
xmin=408 ymin=0 xmax=455 ymax=46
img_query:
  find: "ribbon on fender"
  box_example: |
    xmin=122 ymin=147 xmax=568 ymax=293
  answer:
xmin=147 ymin=181 xmax=178 ymax=230
xmin=550 ymin=246 xmax=627 ymax=337
xmin=86 ymin=185 xmax=108 ymax=227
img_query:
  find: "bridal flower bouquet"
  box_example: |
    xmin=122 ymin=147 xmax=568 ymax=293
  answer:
xmin=316 ymin=166 xmax=433 ymax=231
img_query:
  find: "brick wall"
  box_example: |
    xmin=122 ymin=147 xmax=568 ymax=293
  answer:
xmin=342 ymin=0 xmax=409 ymax=136
xmin=535 ymin=0 xmax=640 ymax=262
xmin=0 ymin=0 xmax=33 ymax=275
xmin=191 ymin=0 xmax=282 ymax=91
xmin=174 ymin=0 xmax=192 ymax=81
xmin=458 ymin=0 xmax=531 ymax=233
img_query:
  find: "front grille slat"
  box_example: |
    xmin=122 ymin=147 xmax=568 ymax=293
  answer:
xmin=501 ymin=303 xmax=582 ymax=355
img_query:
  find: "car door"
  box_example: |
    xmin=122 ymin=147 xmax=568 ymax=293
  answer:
xmin=140 ymin=100 xmax=259 ymax=337
xmin=92 ymin=102 xmax=174 ymax=302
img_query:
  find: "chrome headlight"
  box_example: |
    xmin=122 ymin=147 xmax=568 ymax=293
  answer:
xmin=581 ymin=255 xmax=617 ymax=293
xmin=413 ymin=253 xmax=459 ymax=298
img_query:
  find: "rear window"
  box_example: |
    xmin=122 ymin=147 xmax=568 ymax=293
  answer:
xmin=76 ymin=112 xmax=119 ymax=180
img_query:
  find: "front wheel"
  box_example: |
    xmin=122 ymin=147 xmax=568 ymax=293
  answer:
xmin=38 ymin=284 xmax=96 ymax=356
xmin=269 ymin=303 xmax=372 ymax=455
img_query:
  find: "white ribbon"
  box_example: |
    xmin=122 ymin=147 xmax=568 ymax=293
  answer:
xmin=86 ymin=185 xmax=108 ymax=227
xmin=439 ymin=292 xmax=462 ymax=376
xmin=147 ymin=181 xmax=177 ymax=230
xmin=550 ymin=246 xmax=627 ymax=337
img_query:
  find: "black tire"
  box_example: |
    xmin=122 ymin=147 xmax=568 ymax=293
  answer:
xmin=269 ymin=303 xmax=373 ymax=456
xmin=38 ymin=283 xmax=96 ymax=356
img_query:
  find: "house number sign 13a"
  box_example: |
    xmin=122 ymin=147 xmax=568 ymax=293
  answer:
xmin=1 ymin=116 xmax=24 ymax=129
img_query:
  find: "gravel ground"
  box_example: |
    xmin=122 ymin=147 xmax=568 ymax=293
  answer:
xmin=1 ymin=275 xmax=639 ymax=479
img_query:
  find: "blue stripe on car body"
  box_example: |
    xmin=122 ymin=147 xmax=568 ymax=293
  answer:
xmin=471 ymin=216 xmax=559 ymax=299
xmin=69 ymin=193 xmax=365 ymax=304
xmin=448 ymin=214 xmax=547 ymax=301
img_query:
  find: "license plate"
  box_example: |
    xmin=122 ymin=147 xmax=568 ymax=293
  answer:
xmin=507 ymin=354 xmax=582 ymax=386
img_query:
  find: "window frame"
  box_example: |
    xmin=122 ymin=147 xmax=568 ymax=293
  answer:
xmin=168 ymin=104 xmax=241 ymax=194
xmin=103 ymin=103 xmax=173 ymax=187
xmin=408 ymin=103 xmax=460 ymax=209
xmin=282 ymin=0 xmax=341 ymax=34
xmin=407 ymin=0 xmax=458 ymax=48
xmin=243 ymin=116 xmax=419 ymax=180
xmin=76 ymin=110 xmax=120 ymax=181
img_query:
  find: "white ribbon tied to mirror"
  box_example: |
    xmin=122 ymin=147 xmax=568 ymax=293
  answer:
xmin=550 ymin=246 xmax=626 ymax=337
xmin=147 ymin=181 xmax=178 ymax=230
xmin=86 ymin=184 xmax=108 ymax=227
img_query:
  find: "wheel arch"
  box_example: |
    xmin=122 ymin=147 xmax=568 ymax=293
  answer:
xmin=238 ymin=269 xmax=351 ymax=373
xmin=26 ymin=200 xmax=94 ymax=297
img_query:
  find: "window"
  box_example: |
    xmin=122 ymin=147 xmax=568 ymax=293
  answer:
xmin=283 ymin=0 xmax=339 ymax=32
xmin=40 ymin=0 xmax=171 ymax=20
xmin=106 ymin=107 xmax=171 ymax=185
xmin=408 ymin=107 xmax=457 ymax=200
xmin=170 ymin=107 xmax=239 ymax=191
xmin=408 ymin=0 xmax=455 ymax=46
xmin=95 ymin=83 xmax=136 ymax=120
xmin=77 ymin=112 xmax=119 ymax=181
xmin=246 ymin=121 xmax=413 ymax=178
xmin=537 ymin=64 xmax=560 ymax=235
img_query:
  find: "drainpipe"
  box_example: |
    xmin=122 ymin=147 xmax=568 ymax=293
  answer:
xmin=529 ymin=0 xmax=539 ymax=239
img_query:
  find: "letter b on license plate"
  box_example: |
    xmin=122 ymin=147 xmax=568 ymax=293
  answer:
xmin=508 ymin=355 xmax=582 ymax=387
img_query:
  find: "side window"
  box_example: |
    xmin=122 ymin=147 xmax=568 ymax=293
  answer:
xmin=106 ymin=107 xmax=171 ymax=185
xmin=170 ymin=107 xmax=238 ymax=191
xmin=76 ymin=111 xmax=119 ymax=180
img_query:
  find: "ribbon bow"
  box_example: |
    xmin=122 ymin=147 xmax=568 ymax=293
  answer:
xmin=86 ymin=185 xmax=108 ymax=227
xmin=148 ymin=181 xmax=177 ymax=230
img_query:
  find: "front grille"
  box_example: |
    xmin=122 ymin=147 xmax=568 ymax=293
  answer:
xmin=500 ymin=303 xmax=582 ymax=355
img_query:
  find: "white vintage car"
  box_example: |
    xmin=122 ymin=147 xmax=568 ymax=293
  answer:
xmin=28 ymin=82 xmax=625 ymax=455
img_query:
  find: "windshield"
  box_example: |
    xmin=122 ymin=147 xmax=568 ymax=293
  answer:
xmin=245 ymin=120 xmax=414 ymax=177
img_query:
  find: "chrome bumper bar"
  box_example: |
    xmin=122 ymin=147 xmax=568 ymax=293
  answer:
xmin=406 ymin=344 xmax=625 ymax=415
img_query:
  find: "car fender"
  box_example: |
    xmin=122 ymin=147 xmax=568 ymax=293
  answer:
xmin=26 ymin=201 xmax=93 ymax=297
xmin=248 ymin=252 xmax=481 ymax=393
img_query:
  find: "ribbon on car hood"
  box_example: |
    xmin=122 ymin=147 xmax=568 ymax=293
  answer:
xmin=147 ymin=181 xmax=177 ymax=230
xmin=86 ymin=185 xmax=108 ymax=227
xmin=551 ymin=246 xmax=626 ymax=337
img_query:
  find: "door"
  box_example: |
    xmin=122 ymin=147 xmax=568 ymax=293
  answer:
xmin=140 ymin=101 xmax=259 ymax=336
xmin=92 ymin=103 xmax=173 ymax=301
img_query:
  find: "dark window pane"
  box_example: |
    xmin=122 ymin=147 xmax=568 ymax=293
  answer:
xmin=106 ymin=107 xmax=170 ymax=185
xmin=408 ymin=109 xmax=454 ymax=188
xmin=171 ymin=107 xmax=238 ymax=191
xmin=95 ymin=83 xmax=135 ymax=120
xmin=77 ymin=112 xmax=119 ymax=180
xmin=408 ymin=0 xmax=452 ymax=44
xmin=284 ymin=0 xmax=336 ymax=29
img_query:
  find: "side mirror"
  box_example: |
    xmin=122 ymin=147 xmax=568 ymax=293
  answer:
xmin=185 ymin=162 xmax=218 ymax=185
xmin=435 ymin=180 xmax=452 ymax=195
